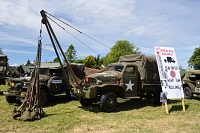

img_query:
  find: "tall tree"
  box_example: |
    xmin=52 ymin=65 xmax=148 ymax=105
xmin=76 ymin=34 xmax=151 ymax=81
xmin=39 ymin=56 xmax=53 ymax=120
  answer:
xmin=103 ymin=40 xmax=141 ymax=66
xmin=83 ymin=55 xmax=97 ymax=68
xmin=188 ymin=47 xmax=200 ymax=70
xmin=53 ymin=57 xmax=59 ymax=62
xmin=65 ymin=44 xmax=77 ymax=62
xmin=26 ymin=59 xmax=31 ymax=65
xmin=0 ymin=48 xmax=3 ymax=55
xmin=95 ymin=54 xmax=101 ymax=68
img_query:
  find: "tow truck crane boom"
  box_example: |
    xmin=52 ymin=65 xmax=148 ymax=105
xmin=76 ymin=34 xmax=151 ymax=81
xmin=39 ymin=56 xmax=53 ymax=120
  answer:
xmin=40 ymin=10 xmax=82 ymax=93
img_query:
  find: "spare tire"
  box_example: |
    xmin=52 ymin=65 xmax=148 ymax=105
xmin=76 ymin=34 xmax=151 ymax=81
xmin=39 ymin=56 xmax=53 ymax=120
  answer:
xmin=47 ymin=76 xmax=63 ymax=94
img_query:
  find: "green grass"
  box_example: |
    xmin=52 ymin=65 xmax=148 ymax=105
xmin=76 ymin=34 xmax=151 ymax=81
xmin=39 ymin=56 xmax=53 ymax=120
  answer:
xmin=0 ymin=87 xmax=200 ymax=133
xmin=0 ymin=85 xmax=9 ymax=91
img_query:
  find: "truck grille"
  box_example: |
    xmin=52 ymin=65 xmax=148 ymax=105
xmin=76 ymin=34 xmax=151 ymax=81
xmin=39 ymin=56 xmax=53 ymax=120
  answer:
xmin=85 ymin=77 xmax=97 ymax=85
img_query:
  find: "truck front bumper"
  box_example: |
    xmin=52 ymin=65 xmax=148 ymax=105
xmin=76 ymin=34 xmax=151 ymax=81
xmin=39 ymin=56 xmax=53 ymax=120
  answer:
xmin=3 ymin=91 xmax=25 ymax=98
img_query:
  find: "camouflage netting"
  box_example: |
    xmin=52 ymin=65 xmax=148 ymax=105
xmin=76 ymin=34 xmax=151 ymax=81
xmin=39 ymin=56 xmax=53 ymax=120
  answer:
xmin=84 ymin=67 xmax=103 ymax=76
xmin=13 ymin=68 xmax=45 ymax=121
xmin=118 ymin=54 xmax=160 ymax=83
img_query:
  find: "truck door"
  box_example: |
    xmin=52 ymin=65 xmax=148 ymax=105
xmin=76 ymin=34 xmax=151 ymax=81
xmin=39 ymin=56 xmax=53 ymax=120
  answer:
xmin=123 ymin=66 xmax=138 ymax=98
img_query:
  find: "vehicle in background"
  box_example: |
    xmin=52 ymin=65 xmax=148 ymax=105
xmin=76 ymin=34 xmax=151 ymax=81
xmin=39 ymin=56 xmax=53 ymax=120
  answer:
xmin=0 ymin=55 xmax=9 ymax=85
xmin=3 ymin=62 xmax=85 ymax=106
xmin=182 ymin=70 xmax=200 ymax=99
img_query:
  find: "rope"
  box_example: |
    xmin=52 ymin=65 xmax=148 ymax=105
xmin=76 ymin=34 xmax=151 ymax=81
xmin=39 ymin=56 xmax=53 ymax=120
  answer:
xmin=12 ymin=22 xmax=45 ymax=121
xmin=45 ymin=11 xmax=111 ymax=56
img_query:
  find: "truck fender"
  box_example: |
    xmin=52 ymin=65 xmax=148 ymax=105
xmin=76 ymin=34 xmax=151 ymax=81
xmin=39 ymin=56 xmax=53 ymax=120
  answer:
xmin=96 ymin=84 xmax=125 ymax=98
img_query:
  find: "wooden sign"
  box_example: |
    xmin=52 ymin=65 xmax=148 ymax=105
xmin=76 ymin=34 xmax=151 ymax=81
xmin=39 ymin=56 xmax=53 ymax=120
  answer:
xmin=154 ymin=46 xmax=185 ymax=114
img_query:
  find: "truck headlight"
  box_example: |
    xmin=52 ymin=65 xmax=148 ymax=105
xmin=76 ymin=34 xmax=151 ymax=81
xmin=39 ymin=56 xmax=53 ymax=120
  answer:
xmin=11 ymin=82 xmax=15 ymax=87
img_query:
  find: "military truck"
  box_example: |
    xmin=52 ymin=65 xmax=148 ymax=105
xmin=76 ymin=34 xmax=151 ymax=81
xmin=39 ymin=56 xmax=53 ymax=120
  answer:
xmin=182 ymin=70 xmax=200 ymax=99
xmin=79 ymin=54 xmax=162 ymax=112
xmin=0 ymin=55 xmax=9 ymax=85
xmin=39 ymin=10 xmax=162 ymax=112
xmin=3 ymin=63 xmax=85 ymax=106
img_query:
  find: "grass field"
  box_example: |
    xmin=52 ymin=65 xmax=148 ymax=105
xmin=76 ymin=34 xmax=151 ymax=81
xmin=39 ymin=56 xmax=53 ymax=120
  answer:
xmin=0 ymin=85 xmax=200 ymax=133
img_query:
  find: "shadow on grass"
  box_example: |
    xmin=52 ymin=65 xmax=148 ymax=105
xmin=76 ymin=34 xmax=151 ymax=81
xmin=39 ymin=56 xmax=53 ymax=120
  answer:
xmin=79 ymin=98 xmax=158 ymax=113
xmin=169 ymin=104 xmax=189 ymax=113
xmin=162 ymin=99 xmax=189 ymax=113
xmin=44 ymin=95 xmax=77 ymax=107
xmin=9 ymin=94 xmax=76 ymax=108
xmin=193 ymin=95 xmax=200 ymax=101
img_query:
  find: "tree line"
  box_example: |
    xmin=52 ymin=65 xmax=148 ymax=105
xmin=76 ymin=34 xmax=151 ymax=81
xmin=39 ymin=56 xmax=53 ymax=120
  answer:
xmin=1 ymin=40 xmax=200 ymax=70
xmin=52 ymin=40 xmax=141 ymax=69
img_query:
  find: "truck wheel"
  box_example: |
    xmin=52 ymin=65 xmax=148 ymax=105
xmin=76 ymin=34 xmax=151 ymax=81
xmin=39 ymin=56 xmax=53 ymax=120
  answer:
xmin=99 ymin=92 xmax=117 ymax=112
xmin=39 ymin=89 xmax=47 ymax=106
xmin=183 ymin=87 xmax=193 ymax=99
xmin=153 ymin=91 xmax=162 ymax=106
xmin=47 ymin=76 xmax=62 ymax=94
xmin=5 ymin=96 xmax=21 ymax=103
xmin=79 ymin=96 xmax=92 ymax=106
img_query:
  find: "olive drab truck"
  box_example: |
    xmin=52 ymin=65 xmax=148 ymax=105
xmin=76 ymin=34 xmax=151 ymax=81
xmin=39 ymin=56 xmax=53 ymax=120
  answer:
xmin=79 ymin=54 xmax=162 ymax=112
xmin=182 ymin=70 xmax=200 ymax=99
xmin=3 ymin=63 xmax=85 ymax=106
xmin=0 ymin=55 xmax=8 ymax=85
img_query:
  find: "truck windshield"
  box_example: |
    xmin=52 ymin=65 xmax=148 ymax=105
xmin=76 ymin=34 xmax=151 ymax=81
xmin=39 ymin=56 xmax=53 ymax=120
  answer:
xmin=106 ymin=65 xmax=124 ymax=72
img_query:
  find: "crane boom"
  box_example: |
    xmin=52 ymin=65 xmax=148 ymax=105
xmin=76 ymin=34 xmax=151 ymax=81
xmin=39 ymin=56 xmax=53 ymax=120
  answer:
xmin=40 ymin=10 xmax=82 ymax=93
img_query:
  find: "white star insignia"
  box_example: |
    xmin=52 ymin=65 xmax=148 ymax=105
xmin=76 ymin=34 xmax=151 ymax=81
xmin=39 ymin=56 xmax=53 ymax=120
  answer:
xmin=125 ymin=79 xmax=134 ymax=91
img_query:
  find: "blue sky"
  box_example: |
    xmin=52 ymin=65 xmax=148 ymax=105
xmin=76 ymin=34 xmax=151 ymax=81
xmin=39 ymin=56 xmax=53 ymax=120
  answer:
xmin=0 ymin=0 xmax=199 ymax=69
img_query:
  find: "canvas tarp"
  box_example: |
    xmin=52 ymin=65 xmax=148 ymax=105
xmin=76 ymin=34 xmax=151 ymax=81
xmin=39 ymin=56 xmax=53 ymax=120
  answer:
xmin=182 ymin=70 xmax=200 ymax=81
xmin=118 ymin=54 xmax=159 ymax=83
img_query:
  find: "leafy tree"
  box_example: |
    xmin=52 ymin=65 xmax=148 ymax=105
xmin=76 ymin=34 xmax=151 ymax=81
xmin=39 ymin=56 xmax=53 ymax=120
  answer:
xmin=83 ymin=55 xmax=97 ymax=68
xmin=179 ymin=66 xmax=187 ymax=78
xmin=53 ymin=57 xmax=59 ymax=62
xmin=0 ymin=48 xmax=3 ymax=55
xmin=95 ymin=54 xmax=102 ymax=68
xmin=73 ymin=59 xmax=83 ymax=63
xmin=65 ymin=44 xmax=77 ymax=62
xmin=103 ymin=40 xmax=141 ymax=66
xmin=188 ymin=47 xmax=200 ymax=70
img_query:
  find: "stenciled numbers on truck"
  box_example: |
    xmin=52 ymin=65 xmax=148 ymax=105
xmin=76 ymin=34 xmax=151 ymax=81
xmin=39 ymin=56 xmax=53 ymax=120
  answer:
xmin=51 ymin=80 xmax=62 ymax=84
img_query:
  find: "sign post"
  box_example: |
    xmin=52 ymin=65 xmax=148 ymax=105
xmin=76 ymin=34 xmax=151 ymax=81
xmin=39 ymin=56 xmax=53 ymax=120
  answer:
xmin=154 ymin=46 xmax=185 ymax=114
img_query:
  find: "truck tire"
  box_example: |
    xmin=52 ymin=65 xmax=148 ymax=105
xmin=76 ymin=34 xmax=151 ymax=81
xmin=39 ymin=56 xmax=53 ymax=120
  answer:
xmin=5 ymin=96 xmax=21 ymax=104
xmin=183 ymin=87 xmax=193 ymax=99
xmin=79 ymin=96 xmax=92 ymax=106
xmin=99 ymin=92 xmax=117 ymax=112
xmin=153 ymin=91 xmax=162 ymax=106
xmin=47 ymin=76 xmax=62 ymax=94
xmin=39 ymin=89 xmax=47 ymax=106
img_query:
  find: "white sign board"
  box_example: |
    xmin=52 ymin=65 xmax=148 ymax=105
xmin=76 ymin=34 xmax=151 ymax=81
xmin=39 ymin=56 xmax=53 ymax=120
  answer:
xmin=154 ymin=46 xmax=184 ymax=99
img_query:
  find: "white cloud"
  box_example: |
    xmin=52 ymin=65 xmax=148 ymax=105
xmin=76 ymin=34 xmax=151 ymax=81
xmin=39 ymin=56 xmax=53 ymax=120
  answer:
xmin=0 ymin=0 xmax=199 ymax=69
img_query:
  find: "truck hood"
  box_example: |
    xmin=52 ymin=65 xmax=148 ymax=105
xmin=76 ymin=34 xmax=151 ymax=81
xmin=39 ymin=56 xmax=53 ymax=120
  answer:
xmin=87 ymin=71 xmax=122 ymax=83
